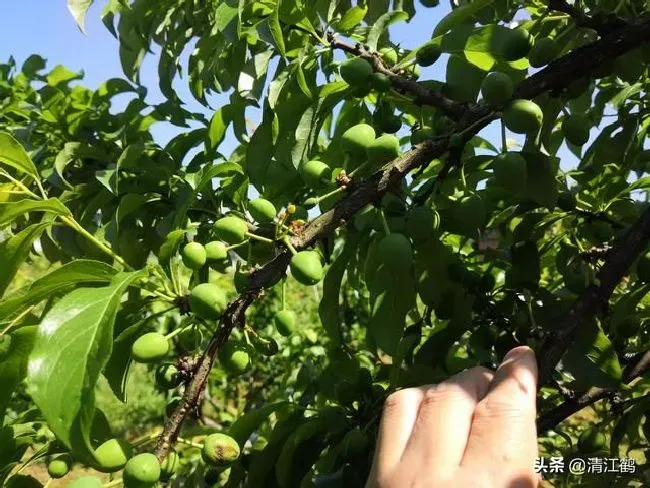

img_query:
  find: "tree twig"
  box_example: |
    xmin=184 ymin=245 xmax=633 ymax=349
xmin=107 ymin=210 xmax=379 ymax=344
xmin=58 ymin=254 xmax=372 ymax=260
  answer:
xmin=153 ymin=15 xmax=650 ymax=460
xmin=546 ymin=0 xmax=628 ymax=35
xmin=537 ymin=350 xmax=650 ymax=433
xmin=537 ymin=207 xmax=650 ymax=387
xmin=328 ymin=35 xmax=465 ymax=120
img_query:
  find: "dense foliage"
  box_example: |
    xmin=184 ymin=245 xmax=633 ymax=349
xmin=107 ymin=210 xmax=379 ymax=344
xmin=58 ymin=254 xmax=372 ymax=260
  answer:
xmin=2 ymin=0 xmax=650 ymax=486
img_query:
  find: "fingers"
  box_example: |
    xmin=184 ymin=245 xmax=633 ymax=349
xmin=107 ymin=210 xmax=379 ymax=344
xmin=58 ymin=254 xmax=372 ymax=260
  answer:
xmin=401 ymin=366 xmax=494 ymax=475
xmin=461 ymin=346 xmax=539 ymax=485
xmin=369 ymin=387 xmax=424 ymax=480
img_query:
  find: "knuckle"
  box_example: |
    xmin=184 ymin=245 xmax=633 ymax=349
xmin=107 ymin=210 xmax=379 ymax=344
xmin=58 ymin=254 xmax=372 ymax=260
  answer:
xmin=420 ymin=382 xmax=467 ymax=409
xmin=383 ymin=388 xmax=414 ymax=412
xmin=474 ymin=392 xmax=533 ymax=421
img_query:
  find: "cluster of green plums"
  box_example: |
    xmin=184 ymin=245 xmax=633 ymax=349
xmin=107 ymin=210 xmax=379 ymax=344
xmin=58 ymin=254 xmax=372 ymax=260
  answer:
xmin=128 ymin=202 xmax=320 ymax=369
xmin=52 ymin=431 xmax=240 ymax=486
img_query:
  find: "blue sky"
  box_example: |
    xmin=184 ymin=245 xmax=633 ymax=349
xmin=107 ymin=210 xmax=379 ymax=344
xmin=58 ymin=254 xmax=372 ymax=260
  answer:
xmin=1 ymin=2 xmax=570 ymax=165
xmin=0 ymin=3 xmax=472 ymax=146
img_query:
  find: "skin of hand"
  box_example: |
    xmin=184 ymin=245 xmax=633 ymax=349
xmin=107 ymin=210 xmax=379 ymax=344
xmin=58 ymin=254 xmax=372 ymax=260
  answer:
xmin=366 ymin=346 xmax=539 ymax=488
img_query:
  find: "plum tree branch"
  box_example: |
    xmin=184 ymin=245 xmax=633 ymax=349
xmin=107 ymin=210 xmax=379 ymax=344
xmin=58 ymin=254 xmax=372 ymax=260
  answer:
xmin=327 ymin=35 xmax=466 ymax=120
xmin=153 ymin=15 xmax=650 ymax=460
xmin=537 ymin=350 xmax=650 ymax=433
xmin=537 ymin=206 xmax=650 ymax=387
xmin=546 ymin=0 xmax=629 ymax=35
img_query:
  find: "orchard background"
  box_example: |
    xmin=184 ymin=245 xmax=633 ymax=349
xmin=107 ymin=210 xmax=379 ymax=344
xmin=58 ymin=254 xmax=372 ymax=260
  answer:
xmin=1 ymin=0 xmax=650 ymax=486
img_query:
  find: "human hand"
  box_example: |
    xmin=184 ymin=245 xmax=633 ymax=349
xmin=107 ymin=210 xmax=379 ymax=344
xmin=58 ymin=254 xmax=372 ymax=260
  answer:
xmin=366 ymin=346 xmax=539 ymax=488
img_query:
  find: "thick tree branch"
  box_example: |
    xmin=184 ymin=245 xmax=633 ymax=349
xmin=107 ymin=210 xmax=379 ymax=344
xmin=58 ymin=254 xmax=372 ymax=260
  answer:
xmin=537 ymin=350 xmax=650 ymax=433
xmin=537 ymin=207 xmax=650 ymax=387
xmin=547 ymin=0 xmax=628 ymax=35
xmin=328 ymin=36 xmax=466 ymax=120
xmin=154 ymin=15 xmax=650 ymax=460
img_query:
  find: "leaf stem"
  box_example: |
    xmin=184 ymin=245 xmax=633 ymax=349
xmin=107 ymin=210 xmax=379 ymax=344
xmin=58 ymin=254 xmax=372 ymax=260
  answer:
xmin=59 ymin=215 xmax=132 ymax=271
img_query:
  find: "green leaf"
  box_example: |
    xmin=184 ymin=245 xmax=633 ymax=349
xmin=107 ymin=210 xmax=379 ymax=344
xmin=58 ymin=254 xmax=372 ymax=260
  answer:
xmin=319 ymin=232 xmax=361 ymax=345
xmin=46 ymin=65 xmax=83 ymax=88
xmin=158 ymin=230 xmax=187 ymax=268
xmin=562 ymin=319 xmax=622 ymax=390
xmin=335 ymin=5 xmax=368 ymax=32
xmin=0 ymin=327 xmax=36 ymax=424
xmin=228 ymin=402 xmax=289 ymax=448
xmin=67 ymin=0 xmax=95 ymax=32
xmin=275 ymin=417 xmax=330 ymax=488
xmin=270 ymin=1 xmax=287 ymax=58
xmin=0 ymin=199 xmax=71 ymax=228
xmin=54 ymin=142 xmax=107 ymax=188
xmin=0 ymin=133 xmax=39 ymax=180
xmin=0 ymin=260 xmax=118 ymax=321
xmin=367 ymin=11 xmax=409 ymax=51
xmin=103 ymin=309 xmax=152 ymax=403
xmin=206 ymin=105 xmax=233 ymax=155
xmin=26 ymin=271 xmax=145 ymax=456
xmin=433 ymin=0 xmax=493 ymax=37
xmin=368 ymin=263 xmax=417 ymax=356
xmin=247 ymin=413 xmax=305 ymax=488
xmin=611 ymin=397 xmax=650 ymax=457
xmin=0 ymin=223 xmax=51 ymax=297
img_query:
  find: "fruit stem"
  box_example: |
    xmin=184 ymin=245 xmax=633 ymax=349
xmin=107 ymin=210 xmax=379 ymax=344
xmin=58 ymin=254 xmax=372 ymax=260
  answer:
xmin=282 ymin=236 xmax=299 ymax=256
xmin=131 ymin=428 xmax=164 ymax=447
xmin=379 ymin=209 xmax=391 ymax=236
xmin=246 ymin=232 xmax=275 ymax=244
xmin=459 ymin=164 xmax=467 ymax=190
xmin=500 ymin=119 xmax=507 ymax=153
xmin=226 ymin=241 xmax=247 ymax=252
xmin=348 ymin=161 xmax=369 ymax=178
xmin=281 ymin=277 xmax=286 ymax=310
xmin=165 ymin=322 xmax=194 ymax=341
xmin=319 ymin=185 xmax=347 ymax=202
xmin=176 ymin=437 xmax=204 ymax=449
xmin=530 ymin=7 xmax=549 ymax=30
xmin=243 ymin=328 xmax=252 ymax=347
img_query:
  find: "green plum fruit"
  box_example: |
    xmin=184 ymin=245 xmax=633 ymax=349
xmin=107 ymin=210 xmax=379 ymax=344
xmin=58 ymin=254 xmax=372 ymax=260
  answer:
xmin=528 ymin=37 xmax=558 ymax=67
xmin=481 ymin=72 xmax=514 ymax=106
xmin=503 ymin=27 xmax=532 ymax=60
xmin=249 ymin=198 xmax=277 ymax=223
xmin=562 ymin=115 xmax=591 ymax=146
xmin=274 ymin=310 xmax=297 ymax=337
xmin=416 ymin=42 xmax=442 ymax=67
xmin=93 ymin=438 xmax=132 ymax=473
xmin=290 ymin=251 xmax=324 ymax=286
xmin=367 ymin=134 xmax=400 ymax=166
xmin=182 ymin=241 xmax=206 ymax=270
xmin=300 ymin=160 xmax=332 ymax=187
xmin=205 ymin=241 xmax=228 ymax=262
xmin=503 ymin=99 xmax=543 ymax=134
xmin=189 ymin=283 xmax=228 ymax=320
xmin=201 ymin=433 xmax=240 ymax=466
xmin=123 ymin=453 xmax=161 ymax=488
xmin=131 ymin=333 xmax=169 ymax=363
xmin=340 ymin=57 xmax=373 ymax=86
xmin=214 ymin=216 xmax=248 ymax=244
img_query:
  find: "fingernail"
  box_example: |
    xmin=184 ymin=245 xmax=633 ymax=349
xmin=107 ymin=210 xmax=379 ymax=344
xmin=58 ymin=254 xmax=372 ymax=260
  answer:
xmin=502 ymin=345 xmax=534 ymax=364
